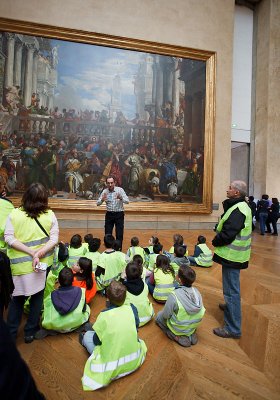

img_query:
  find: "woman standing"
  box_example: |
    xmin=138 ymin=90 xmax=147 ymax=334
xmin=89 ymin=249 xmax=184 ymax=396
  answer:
xmin=5 ymin=183 xmax=58 ymax=343
xmin=256 ymin=194 xmax=270 ymax=235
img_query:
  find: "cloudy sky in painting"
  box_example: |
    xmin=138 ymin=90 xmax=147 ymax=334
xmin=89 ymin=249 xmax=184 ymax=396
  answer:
xmin=51 ymin=39 xmax=144 ymax=118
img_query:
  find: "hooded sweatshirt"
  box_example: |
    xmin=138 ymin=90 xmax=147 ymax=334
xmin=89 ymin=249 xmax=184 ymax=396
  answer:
xmin=161 ymin=285 xmax=203 ymax=320
xmin=170 ymin=255 xmax=190 ymax=268
xmin=51 ymin=286 xmax=82 ymax=315
xmin=123 ymin=278 xmax=144 ymax=296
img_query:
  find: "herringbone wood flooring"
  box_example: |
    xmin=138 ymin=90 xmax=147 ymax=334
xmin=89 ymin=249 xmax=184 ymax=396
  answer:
xmin=15 ymin=229 xmax=280 ymax=399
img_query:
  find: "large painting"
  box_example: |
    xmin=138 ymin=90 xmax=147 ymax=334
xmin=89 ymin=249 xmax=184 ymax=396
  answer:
xmin=0 ymin=18 xmax=215 ymax=213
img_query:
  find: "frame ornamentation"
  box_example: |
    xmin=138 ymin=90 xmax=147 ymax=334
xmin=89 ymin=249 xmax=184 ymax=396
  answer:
xmin=0 ymin=17 xmax=215 ymax=214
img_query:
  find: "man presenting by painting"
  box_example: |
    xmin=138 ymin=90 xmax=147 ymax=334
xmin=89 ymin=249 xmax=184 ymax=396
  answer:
xmin=97 ymin=176 xmax=129 ymax=249
xmin=212 ymin=180 xmax=252 ymax=339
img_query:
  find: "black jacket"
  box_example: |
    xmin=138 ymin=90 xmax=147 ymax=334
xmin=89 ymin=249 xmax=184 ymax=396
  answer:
xmin=212 ymin=197 xmax=249 ymax=269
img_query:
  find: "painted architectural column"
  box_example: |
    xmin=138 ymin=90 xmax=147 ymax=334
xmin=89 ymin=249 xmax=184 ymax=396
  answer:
xmin=23 ymin=44 xmax=35 ymax=106
xmin=155 ymin=56 xmax=163 ymax=118
xmin=4 ymin=33 xmax=15 ymax=88
xmin=32 ymin=51 xmax=38 ymax=94
xmin=14 ymin=39 xmax=23 ymax=87
xmin=184 ymin=95 xmax=193 ymax=148
xmin=191 ymin=91 xmax=203 ymax=151
xmin=172 ymin=59 xmax=180 ymax=123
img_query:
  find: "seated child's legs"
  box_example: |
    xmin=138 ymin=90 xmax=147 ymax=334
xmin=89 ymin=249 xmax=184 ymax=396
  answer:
xmin=188 ymin=256 xmax=198 ymax=266
xmin=82 ymin=330 xmax=97 ymax=354
xmin=145 ymin=277 xmax=154 ymax=295
xmin=155 ymin=311 xmax=170 ymax=334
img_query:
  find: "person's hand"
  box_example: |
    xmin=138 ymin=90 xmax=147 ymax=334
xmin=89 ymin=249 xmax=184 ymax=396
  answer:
xmin=116 ymin=193 xmax=122 ymax=201
xmin=102 ymin=193 xmax=108 ymax=202
xmin=32 ymin=256 xmax=40 ymax=271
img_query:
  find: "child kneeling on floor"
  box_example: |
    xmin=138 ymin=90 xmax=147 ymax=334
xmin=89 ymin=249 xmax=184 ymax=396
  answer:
xmin=35 ymin=267 xmax=90 ymax=339
xmin=80 ymin=280 xmax=147 ymax=391
xmin=155 ymin=265 xmax=205 ymax=347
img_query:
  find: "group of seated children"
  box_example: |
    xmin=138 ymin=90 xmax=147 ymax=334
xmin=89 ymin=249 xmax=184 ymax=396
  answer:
xmin=32 ymin=231 xmax=210 ymax=390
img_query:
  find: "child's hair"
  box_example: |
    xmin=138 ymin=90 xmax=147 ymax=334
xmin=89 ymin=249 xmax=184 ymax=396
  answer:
xmin=156 ymin=254 xmax=175 ymax=277
xmin=70 ymin=234 xmax=82 ymax=249
xmin=77 ymin=257 xmax=93 ymax=290
xmin=126 ymin=261 xmax=143 ymax=280
xmin=153 ymin=243 xmax=163 ymax=254
xmin=133 ymin=254 xmax=143 ymax=267
xmin=150 ymin=236 xmax=159 ymax=245
xmin=88 ymin=238 xmax=101 ymax=252
xmin=113 ymin=239 xmax=122 ymax=251
xmin=178 ymin=265 xmax=196 ymax=287
xmin=131 ymin=236 xmax=139 ymax=247
xmin=104 ymin=234 xmax=115 ymax=249
xmin=106 ymin=280 xmax=126 ymax=306
xmin=173 ymin=233 xmax=184 ymax=246
xmin=174 ymin=244 xmax=186 ymax=258
xmin=58 ymin=267 xmax=74 ymax=287
xmin=197 ymin=235 xmax=206 ymax=244
xmin=84 ymin=233 xmax=93 ymax=244
xmin=58 ymin=242 xmax=69 ymax=262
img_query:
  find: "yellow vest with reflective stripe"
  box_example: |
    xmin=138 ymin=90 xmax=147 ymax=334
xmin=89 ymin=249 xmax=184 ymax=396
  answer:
xmin=82 ymin=304 xmax=147 ymax=391
xmin=127 ymin=246 xmax=146 ymax=263
xmin=125 ymin=283 xmax=154 ymax=326
xmin=167 ymin=290 xmax=205 ymax=336
xmin=148 ymin=253 xmax=158 ymax=271
xmin=8 ymin=208 xmax=54 ymax=276
xmin=0 ymin=198 xmax=14 ymax=251
xmin=96 ymin=251 xmax=126 ymax=290
xmin=68 ymin=246 xmax=86 ymax=267
xmin=214 ymin=202 xmax=252 ymax=263
xmin=42 ymin=288 xmax=90 ymax=332
xmin=153 ymin=268 xmax=175 ymax=302
xmin=195 ymin=244 xmax=213 ymax=267
xmin=84 ymin=251 xmax=100 ymax=272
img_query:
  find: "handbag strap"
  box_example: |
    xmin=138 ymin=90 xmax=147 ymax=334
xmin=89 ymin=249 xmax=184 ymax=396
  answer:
xmin=34 ymin=217 xmax=49 ymax=238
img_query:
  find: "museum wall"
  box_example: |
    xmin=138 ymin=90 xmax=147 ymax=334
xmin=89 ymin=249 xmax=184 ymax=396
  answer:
xmin=0 ymin=0 xmax=236 ymax=229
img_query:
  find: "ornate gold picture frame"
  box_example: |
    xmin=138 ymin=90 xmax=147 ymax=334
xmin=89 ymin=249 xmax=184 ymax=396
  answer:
xmin=0 ymin=17 xmax=215 ymax=214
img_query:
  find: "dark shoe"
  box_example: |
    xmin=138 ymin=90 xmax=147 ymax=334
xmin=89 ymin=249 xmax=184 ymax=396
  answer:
xmin=35 ymin=329 xmax=58 ymax=340
xmin=166 ymin=330 xmax=191 ymax=347
xmin=79 ymin=332 xmax=84 ymax=346
xmin=75 ymin=322 xmax=93 ymax=333
xmin=190 ymin=332 xmax=198 ymax=345
xmin=24 ymin=335 xmax=34 ymax=344
xmin=213 ymin=327 xmax=241 ymax=339
xmin=219 ymin=303 xmax=227 ymax=311
xmin=260 ymin=233 xmax=265 ymax=235
xmin=272 ymin=233 xmax=278 ymax=236
xmin=265 ymin=230 xmax=271 ymax=233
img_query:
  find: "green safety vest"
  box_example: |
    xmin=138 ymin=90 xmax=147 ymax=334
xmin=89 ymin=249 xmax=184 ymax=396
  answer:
xmin=195 ymin=244 xmax=213 ymax=267
xmin=125 ymin=283 xmax=154 ymax=326
xmin=153 ymin=268 xmax=175 ymax=302
xmin=84 ymin=251 xmax=101 ymax=271
xmin=127 ymin=246 xmax=146 ymax=263
xmin=96 ymin=251 xmax=126 ymax=290
xmin=148 ymin=253 xmax=158 ymax=271
xmin=0 ymin=198 xmax=14 ymax=252
xmin=169 ymin=245 xmax=188 ymax=256
xmin=42 ymin=287 xmax=90 ymax=332
xmin=167 ymin=290 xmax=205 ymax=336
xmin=214 ymin=201 xmax=252 ymax=263
xmin=8 ymin=208 xmax=54 ymax=276
xmin=170 ymin=262 xmax=179 ymax=275
xmin=68 ymin=246 xmax=87 ymax=267
xmin=82 ymin=304 xmax=147 ymax=391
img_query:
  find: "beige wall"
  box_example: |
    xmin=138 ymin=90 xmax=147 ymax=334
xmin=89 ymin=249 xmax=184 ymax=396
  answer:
xmin=0 ymin=0 xmax=236 ymax=226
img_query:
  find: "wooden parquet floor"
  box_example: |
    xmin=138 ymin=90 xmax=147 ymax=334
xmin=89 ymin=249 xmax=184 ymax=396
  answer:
xmin=15 ymin=229 xmax=280 ymax=400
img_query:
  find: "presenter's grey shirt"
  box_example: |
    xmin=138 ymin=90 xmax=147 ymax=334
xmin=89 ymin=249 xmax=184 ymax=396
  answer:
xmin=96 ymin=187 xmax=129 ymax=212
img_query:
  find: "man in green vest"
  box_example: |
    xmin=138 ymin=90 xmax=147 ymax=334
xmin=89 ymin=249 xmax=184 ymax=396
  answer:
xmin=212 ymin=181 xmax=252 ymax=338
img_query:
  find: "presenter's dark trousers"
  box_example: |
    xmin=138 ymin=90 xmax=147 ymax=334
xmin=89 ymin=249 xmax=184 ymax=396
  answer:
xmin=105 ymin=211 xmax=124 ymax=248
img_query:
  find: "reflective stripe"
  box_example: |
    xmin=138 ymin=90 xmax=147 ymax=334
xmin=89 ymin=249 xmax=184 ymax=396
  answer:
xmin=82 ymin=376 xmax=104 ymax=391
xmin=22 ymin=237 xmax=49 ymax=247
xmin=236 ymin=233 xmax=252 ymax=241
xmin=200 ymin=255 xmax=213 ymax=261
xmin=170 ymin=325 xmax=195 ymax=334
xmin=171 ymin=316 xmax=203 ymax=326
xmin=227 ymin=244 xmax=251 ymax=252
xmin=156 ymin=283 xmax=175 ymax=289
xmin=102 ymin=274 xmax=121 ymax=285
xmin=90 ymin=349 xmax=142 ymax=373
xmin=154 ymin=291 xmax=173 ymax=297
xmin=69 ymin=255 xmax=79 ymax=260
xmin=10 ymin=250 xmax=54 ymax=264
xmin=139 ymin=315 xmax=153 ymax=323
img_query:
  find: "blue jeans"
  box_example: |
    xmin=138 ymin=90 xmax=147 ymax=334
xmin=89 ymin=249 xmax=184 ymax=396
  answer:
xmin=82 ymin=330 xmax=97 ymax=354
xmin=188 ymin=256 xmax=198 ymax=266
xmin=145 ymin=277 xmax=154 ymax=294
xmin=7 ymin=289 xmax=44 ymax=339
xmin=259 ymin=212 xmax=268 ymax=234
xmin=222 ymin=266 xmax=241 ymax=336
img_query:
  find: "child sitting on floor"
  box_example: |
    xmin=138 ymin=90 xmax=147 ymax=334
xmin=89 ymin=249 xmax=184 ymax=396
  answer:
xmin=126 ymin=236 xmax=146 ymax=264
xmin=143 ymin=235 xmax=159 ymax=266
xmin=124 ymin=262 xmax=154 ymax=326
xmin=169 ymin=244 xmax=190 ymax=274
xmin=83 ymin=233 xmax=94 ymax=252
xmin=168 ymin=233 xmax=188 ymax=256
xmin=146 ymin=254 xmax=176 ymax=303
xmin=188 ymin=235 xmax=213 ymax=268
xmin=72 ymin=257 xmax=97 ymax=304
xmin=80 ymin=280 xmax=147 ymax=391
xmin=147 ymin=242 xmax=163 ymax=272
xmin=35 ymin=267 xmax=90 ymax=339
xmin=133 ymin=254 xmax=148 ymax=281
xmin=84 ymin=238 xmax=101 ymax=272
xmin=68 ymin=234 xmax=87 ymax=267
xmin=155 ymin=265 xmax=205 ymax=347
